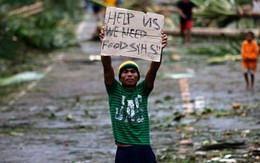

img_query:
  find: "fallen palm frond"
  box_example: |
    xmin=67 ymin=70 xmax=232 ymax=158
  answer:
xmin=157 ymin=0 xmax=257 ymax=29
xmin=194 ymin=0 xmax=238 ymax=27
xmin=185 ymin=42 xmax=240 ymax=56
xmin=0 ymin=72 xmax=45 ymax=86
xmin=207 ymin=54 xmax=241 ymax=65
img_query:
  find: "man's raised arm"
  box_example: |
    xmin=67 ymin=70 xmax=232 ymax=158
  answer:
xmin=145 ymin=32 xmax=168 ymax=90
xmin=100 ymin=27 xmax=115 ymax=86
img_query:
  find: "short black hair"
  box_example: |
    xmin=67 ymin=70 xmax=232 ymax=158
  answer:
xmin=246 ymin=31 xmax=255 ymax=39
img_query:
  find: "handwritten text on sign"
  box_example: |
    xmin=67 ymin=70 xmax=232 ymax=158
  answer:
xmin=101 ymin=7 xmax=164 ymax=62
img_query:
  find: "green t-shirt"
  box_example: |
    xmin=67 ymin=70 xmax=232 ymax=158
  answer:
xmin=106 ymin=79 xmax=152 ymax=145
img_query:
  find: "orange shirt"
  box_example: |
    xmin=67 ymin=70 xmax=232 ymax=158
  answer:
xmin=241 ymin=40 xmax=259 ymax=60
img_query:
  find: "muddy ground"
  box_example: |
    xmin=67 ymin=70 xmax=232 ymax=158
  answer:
xmin=0 ymin=16 xmax=260 ymax=163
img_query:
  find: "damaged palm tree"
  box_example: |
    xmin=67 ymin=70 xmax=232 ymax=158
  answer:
xmin=194 ymin=0 xmax=260 ymax=27
xmin=194 ymin=0 xmax=239 ymax=27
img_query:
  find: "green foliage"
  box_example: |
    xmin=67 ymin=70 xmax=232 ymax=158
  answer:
xmin=235 ymin=0 xmax=253 ymax=5
xmin=43 ymin=0 xmax=83 ymax=20
xmin=193 ymin=0 xmax=252 ymax=8
xmin=2 ymin=14 xmax=74 ymax=50
xmin=0 ymin=0 xmax=83 ymax=62
xmin=0 ymin=14 xmax=26 ymax=62
xmin=194 ymin=0 xmax=238 ymax=27
xmin=123 ymin=0 xmax=155 ymax=11
xmin=0 ymin=0 xmax=35 ymax=11
xmin=35 ymin=11 xmax=62 ymax=28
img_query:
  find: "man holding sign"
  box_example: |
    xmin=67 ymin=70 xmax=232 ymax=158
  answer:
xmin=100 ymin=7 xmax=167 ymax=163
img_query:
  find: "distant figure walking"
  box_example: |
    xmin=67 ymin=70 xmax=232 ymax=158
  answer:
xmin=176 ymin=0 xmax=197 ymax=45
xmin=252 ymin=0 xmax=260 ymax=25
xmin=241 ymin=31 xmax=259 ymax=91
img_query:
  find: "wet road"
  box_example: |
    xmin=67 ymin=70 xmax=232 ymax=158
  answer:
xmin=0 ymin=13 xmax=260 ymax=163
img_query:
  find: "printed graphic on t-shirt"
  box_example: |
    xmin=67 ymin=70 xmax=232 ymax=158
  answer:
xmin=115 ymin=95 xmax=144 ymax=123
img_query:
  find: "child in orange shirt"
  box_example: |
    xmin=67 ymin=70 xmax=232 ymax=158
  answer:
xmin=241 ymin=31 xmax=259 ymax=90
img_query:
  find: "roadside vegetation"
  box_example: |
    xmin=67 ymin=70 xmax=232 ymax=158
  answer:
xmin=0 ymin=0 xmax=83 ymax=102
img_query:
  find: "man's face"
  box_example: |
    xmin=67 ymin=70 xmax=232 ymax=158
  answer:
xmin=119 ymin=68 xmax=139 ymax=88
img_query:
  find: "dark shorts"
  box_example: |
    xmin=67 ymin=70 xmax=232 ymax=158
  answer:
xmin=115 ymin=145 xmax=156 ymax=163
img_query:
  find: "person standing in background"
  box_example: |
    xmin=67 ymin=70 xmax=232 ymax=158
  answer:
xmin=241 ymin=31 xmax=259 ymax=91
xmin=176 ymin=0 xmax=197 ymax=45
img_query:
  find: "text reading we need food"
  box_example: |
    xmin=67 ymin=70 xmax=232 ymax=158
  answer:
xmin=101 ymin=7 xmax=164 ymax=62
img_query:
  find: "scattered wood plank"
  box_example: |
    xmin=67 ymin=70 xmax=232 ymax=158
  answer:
xmin=197 ymin=142 xmax=247 ymax=151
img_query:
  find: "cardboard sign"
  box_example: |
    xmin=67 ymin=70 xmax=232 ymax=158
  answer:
xmin=101 ymin=7 xmax=164 ymax=62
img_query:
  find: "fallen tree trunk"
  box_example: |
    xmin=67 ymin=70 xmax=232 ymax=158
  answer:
xmin=163 ymin=27 xmax=260 ymax=38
